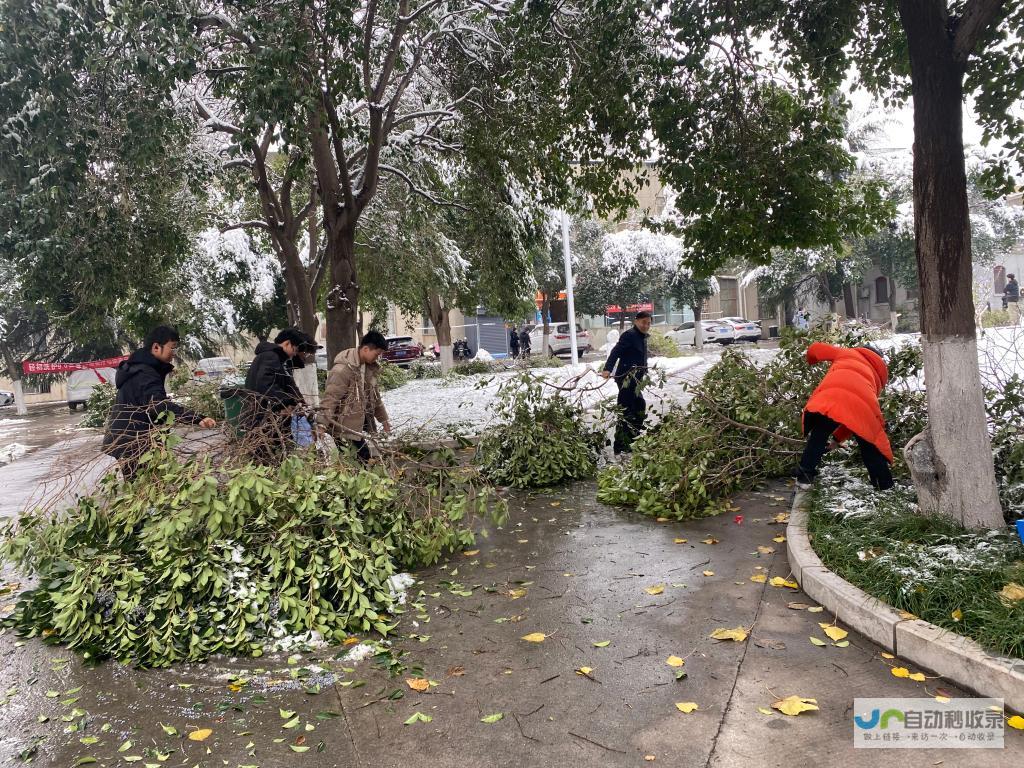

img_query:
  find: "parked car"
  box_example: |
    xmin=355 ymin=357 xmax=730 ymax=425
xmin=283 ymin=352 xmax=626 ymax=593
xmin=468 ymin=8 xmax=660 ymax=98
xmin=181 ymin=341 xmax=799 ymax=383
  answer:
xmin=720 ymin=317 xmax=762 ymax=342
xmin=382 ymin=336 xmax=424 ymax=367
xmin=666 ymin=320 xmax=736 ymax=347
xmin=67 ymin=367 xmax=118 ymax=411
xmin=193 ymin=356 xmax=238 ymax=381
xmin=527 ymin=323 xmax=592 ymax=357
xmin=0 ymin=390 xmax=13 ymax=407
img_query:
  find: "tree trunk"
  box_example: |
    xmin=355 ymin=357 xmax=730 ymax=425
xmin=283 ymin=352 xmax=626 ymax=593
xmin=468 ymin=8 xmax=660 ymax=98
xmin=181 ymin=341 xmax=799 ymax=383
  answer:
xmin=541 ymin=294 xmax=552 ymax=357
xmin=693 ymin=303 xmax=704 ymax=351
xmin=324 ymin=226 xmax=360 ymax=362
xmin=427 ymin=291 xmax=454 ymax=373
xmin=842 ymin=283 xmax=856 ymax=318
xmin=279 ymin=239 xmax=319 ymax=337
xmin=0 ymin=343 xmax=27 ymax=415
xmin=888 ymin=277 xmax=899 ymax=330
xmin=898 ymin=2 xmax=1003 ymax=528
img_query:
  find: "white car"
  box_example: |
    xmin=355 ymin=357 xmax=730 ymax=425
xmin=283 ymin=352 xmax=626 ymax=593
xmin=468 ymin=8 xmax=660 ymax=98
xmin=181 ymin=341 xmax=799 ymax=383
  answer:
xmin=720 ymin=317 xmax=762 ymax=343
xmin=527 ymin=323 xmax=592 ymax=356
xmin=667 ymin=320 xmax=736 ymax=347
xmin=0 ymin=390 xmax=13 ymax=407
xmin=67 ymin=367 xmax=118 ymax=411
xmin=193 ymin=356 xmax=238 ymax=381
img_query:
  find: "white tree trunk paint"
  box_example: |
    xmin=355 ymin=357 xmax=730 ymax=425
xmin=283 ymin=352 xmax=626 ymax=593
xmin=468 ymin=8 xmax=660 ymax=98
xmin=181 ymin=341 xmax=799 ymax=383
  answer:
xmin=13 ymin=379 xmax=27 ymax=416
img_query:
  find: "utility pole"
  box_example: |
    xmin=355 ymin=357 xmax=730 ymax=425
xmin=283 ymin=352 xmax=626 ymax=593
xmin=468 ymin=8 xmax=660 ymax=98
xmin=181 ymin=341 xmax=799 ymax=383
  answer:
xmin=560 ymin=210 xmax=580 ymax=366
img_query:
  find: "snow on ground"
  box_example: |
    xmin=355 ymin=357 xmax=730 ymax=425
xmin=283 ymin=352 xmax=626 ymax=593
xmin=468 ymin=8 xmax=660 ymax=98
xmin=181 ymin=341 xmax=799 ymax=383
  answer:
xmin=382 ymin=345 xmax=777 ymax=438
xmin=0 ymin=443 xmax=28 ymax=465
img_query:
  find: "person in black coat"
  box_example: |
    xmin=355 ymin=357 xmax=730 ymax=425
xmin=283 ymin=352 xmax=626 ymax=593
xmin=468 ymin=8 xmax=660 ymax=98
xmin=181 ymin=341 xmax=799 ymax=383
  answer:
xmin=518 ymin=326 xmax=532 ymax=358
xmin=102 ymin=326 xmax=216 ymax=480
xmin=601 ymin=311 xmax=652 ymax=454
xmin=508 ymin=324 xmax=521 ymax=359
xmin=241 ymin=327 xmax=311 ymax=457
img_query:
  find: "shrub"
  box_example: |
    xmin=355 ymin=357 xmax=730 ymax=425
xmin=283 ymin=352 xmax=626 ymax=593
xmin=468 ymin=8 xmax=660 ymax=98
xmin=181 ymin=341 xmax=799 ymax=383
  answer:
xmin=178 ymin=378 xmax=224 ymax=420
xmin=982 ymin=309 xmax=1012 ymax=328
xmin=478 ymin=373 xmax=603 ymax=488
xmin=647 ymin=329 xmax=682 ymax=358
xmin=377 ymin=361 xmax=413 ymax=391
xmin=78 ymin=382 xmax=116 ymax=428
xmin=0 ymin=438 xmax=505 ymax=667
xmin=598 ymin=325 xmax=925 ymax=519
xmin=452 ymin=359 xmax=496 ymax=376
xmin=409 ymin=361 xmax=442 ymax=379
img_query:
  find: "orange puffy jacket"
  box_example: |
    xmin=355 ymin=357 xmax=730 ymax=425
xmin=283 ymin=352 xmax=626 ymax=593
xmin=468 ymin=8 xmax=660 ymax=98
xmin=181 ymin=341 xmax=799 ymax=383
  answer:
xmin=803 ymin=342 xmax=893 ymax=462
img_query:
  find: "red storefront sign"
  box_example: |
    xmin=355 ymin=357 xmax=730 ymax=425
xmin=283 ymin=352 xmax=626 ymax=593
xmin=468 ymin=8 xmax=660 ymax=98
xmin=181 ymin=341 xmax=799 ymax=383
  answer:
xmin=606 ymin=303 xmax=654 ymax=314
xmin=22 ymin=356 xmax=128 ymax=375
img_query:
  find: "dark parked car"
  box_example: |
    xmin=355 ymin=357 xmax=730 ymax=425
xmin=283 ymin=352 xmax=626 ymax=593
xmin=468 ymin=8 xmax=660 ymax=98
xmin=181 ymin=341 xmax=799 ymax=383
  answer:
xmin=382 ymin=336 xmax=424 ymax=367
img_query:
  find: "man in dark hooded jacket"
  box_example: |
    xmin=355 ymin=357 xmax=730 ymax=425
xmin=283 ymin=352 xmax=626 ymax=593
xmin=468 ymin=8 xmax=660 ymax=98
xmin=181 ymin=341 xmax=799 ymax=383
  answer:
xmin=601 ymin=310 xmax=652 ymax=454
xmin=241 ymin=328 xmax=310 ymax=456
xmin=102 ymin=326 xmax=216 ymax=480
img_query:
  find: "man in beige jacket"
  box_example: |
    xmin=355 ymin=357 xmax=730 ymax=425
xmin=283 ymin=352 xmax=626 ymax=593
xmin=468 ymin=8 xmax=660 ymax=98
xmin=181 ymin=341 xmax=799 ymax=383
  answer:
xmin=319 ymin=331 xmax=392 ymax=461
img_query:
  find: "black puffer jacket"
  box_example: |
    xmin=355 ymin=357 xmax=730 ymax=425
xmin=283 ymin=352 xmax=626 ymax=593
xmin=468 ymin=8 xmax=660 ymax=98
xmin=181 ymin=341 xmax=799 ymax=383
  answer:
xmin=603 ymin=326 xmax=649 ymax=387
xmin=102 ymin=349 xmax=203 ymax=460
xmin=243 ymin=342 xmax=302 ymax=411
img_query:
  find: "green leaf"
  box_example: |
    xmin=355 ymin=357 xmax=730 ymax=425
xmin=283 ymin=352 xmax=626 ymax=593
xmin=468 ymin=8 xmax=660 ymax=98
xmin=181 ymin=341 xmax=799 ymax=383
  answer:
xmin=289 ymin=745 xmax=311 ymax=753
xmin=480 ymin=713 xmax=504 ymax=724
xmin=404 ymin=711 xmax=433 ymax=725
xmin=593 ymin=640 xmax=611 ymax=648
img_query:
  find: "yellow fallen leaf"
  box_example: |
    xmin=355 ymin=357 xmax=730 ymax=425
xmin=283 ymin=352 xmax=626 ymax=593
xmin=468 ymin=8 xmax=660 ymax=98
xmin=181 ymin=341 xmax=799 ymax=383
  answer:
xmin=655 ymin=517 xmax=669 ymax=522
xmin=463 ymin=549 xmax=480 ymax=557
xmin=769 ymin=577 xmax=799 ymax=589
xmin=819 ymin=624 xmax=848 ymax=642
xmin=773 ymin=512 xmax=789 ymax=523
xmin=644 ymin=584 xmax=666 ymax=596
xmin=891 ymin=667 xmax=911 ymax=679
xmin=773 ymin=535 xmax=786 ymax=543
xmin=593 ymin=640 xmax=611 ymax=648
xmin=343 ymin=637 xmax=360 ymax=646
xmin=772 ymin=696 xmax=819 ymax=716
xmin=702 ymin=570 xmax=715 ymax=577
xmin=521 ymin=632 xmax=547 ymax=643
xmin=1007 ymin=715 xmax=1024 ymax=730
xmin=935 ymin=695 xmax=951 ymax=704
xmin=575 ymin=666 xmax=594 ymax=676
xmin=187 ymin=729 xmax=212 ymax=742
xmin=644 ymin=755 xmax=656 ymax=762
xmin=998 ymin=582 xmax=1024 ymax=604
xmin=406 ymin=678 xmax=430 ymax=692
xmin=508 ymin=588 xmax=527 ymax=600
xmin=701 ymin=537 xmax=719 ymax=545
xmin=674 ymin=702 xmax=698 ymax=714
xmin=806 ymin=606 xmax=824 ymax=613
xmin=666 ymin=656 xmax=685 ymax=668
xmin=550 ymin=501 xmax=561 ymax=507
xmin=750 ymin=574 xmax=767 ymax=583
xmin=880 ymin=652 xmax=895 ymax=659
xmin=908 ymin=672 xmax=926 ymax=682
xmin=757 ymin=545 xmax=775 ymax=555
xmin=709 ymin=626 xmax=748 ymax=642
xmin=951 ymin=609 xmax=963 ymax=621
xmin=674 ymin=538 xmax=688 ymax=544
xmin=898 ymin=611 xmax=918 ymax=620
xmin=757 ymin=707 xmax=773 ymax=716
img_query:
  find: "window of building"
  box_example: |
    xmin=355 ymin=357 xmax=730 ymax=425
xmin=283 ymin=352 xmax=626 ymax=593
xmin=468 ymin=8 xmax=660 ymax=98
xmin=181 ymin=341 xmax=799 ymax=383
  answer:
xmin=875 ymin=276 xmax=889 ymax=305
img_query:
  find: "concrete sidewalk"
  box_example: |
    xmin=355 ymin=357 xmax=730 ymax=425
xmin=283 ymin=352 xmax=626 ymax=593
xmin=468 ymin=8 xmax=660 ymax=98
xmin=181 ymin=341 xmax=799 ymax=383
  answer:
xmin=0 ymin=479 xmax=1019 ymax=766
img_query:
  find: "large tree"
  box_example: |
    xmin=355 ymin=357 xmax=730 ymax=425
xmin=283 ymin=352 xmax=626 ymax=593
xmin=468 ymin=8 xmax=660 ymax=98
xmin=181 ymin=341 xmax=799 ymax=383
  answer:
xmin=663 ymin=1 xmax=1023 ymax=527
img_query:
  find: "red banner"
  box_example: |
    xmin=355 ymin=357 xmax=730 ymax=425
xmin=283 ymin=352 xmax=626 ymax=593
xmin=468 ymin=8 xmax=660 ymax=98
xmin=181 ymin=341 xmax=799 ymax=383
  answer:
xmin=606 ymin=303 xmax=654 ymax=314
xmin=22 ymin=356 xmax=127 ymax=375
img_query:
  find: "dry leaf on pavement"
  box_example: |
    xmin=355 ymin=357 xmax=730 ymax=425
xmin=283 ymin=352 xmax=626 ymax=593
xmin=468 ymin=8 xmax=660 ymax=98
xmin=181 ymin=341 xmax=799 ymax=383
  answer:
xmin=675 ymin=702 xmax=699 ymax=713
xmin=709 ymin=627 xmax=748 ymax=642
xmin=772 ymin=696 xmax=819 ymax=716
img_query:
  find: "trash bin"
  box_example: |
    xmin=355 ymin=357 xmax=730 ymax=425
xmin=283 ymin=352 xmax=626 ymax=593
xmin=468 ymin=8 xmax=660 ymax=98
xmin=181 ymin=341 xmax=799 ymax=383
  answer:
xmin=219 ymin=387 xmax=247 ymax=438
xmin=768 ymin=325 xmax=780 ymax=338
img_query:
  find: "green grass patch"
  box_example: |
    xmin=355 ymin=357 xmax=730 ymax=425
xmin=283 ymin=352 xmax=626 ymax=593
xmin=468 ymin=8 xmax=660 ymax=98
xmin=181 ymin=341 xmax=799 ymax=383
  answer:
xmin=808 ymin=462 xmax=1024 ymax=659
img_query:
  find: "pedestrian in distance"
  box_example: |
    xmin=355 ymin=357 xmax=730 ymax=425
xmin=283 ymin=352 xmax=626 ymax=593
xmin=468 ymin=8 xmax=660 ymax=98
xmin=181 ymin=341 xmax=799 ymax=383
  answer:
xmin=102 ymin=325 xmax=216 ymax=481
xmin=1005 ymin=273 xmax=1020 ymax=324
xmin=601 ymin=310 xmax=652 ymax=454
xmin=518 ymin=326 xmax=532 ymax=358
xmin=508 ymin=324 xmax=521 ymax=360
xmin=242 ymin=327 xmax=312 ymax=460
xmin=319 ymin=331 xmax=392 ymax=462
xmin=795 ymin=342 xmax=894 ymax=491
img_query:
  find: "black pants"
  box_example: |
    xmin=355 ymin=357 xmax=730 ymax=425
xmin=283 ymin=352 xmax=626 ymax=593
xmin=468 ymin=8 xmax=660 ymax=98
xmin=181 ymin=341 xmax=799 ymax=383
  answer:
xmin=798 ymin=411 xmax=893 ymax=490
xmin=614 ymin=381 xmax=646 ymax=454
xmin=350 ymin=439 xmax=372 ymax=463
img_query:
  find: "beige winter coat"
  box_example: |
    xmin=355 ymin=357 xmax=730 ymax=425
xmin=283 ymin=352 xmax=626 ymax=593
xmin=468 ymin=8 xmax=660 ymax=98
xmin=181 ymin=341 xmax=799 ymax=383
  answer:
xmin=319 ymin=348 xmax=389 ymax=440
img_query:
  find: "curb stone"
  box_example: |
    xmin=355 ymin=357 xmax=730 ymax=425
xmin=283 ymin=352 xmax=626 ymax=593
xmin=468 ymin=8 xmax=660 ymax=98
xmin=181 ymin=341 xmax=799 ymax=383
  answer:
xmin=787 ymin=490 xmax=1024 ymax=712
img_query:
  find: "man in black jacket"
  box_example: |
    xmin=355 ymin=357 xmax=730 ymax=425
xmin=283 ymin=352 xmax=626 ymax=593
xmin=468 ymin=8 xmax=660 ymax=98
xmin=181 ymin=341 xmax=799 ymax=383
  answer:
xmin=102 ymin=326 xmax=216 ymax=480
xmin=1006 ymin=273 xmax=1020 ymax=323
xmin=601 ymin=311 xmax=652 ymax=454
xmin=241 ymin=328 xmax=311 ymax=457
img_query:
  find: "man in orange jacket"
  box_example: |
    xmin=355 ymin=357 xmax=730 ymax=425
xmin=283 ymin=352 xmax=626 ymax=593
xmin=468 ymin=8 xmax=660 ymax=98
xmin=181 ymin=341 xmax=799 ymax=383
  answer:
xmin=796 ymin=342 xmax=894 ymax=491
